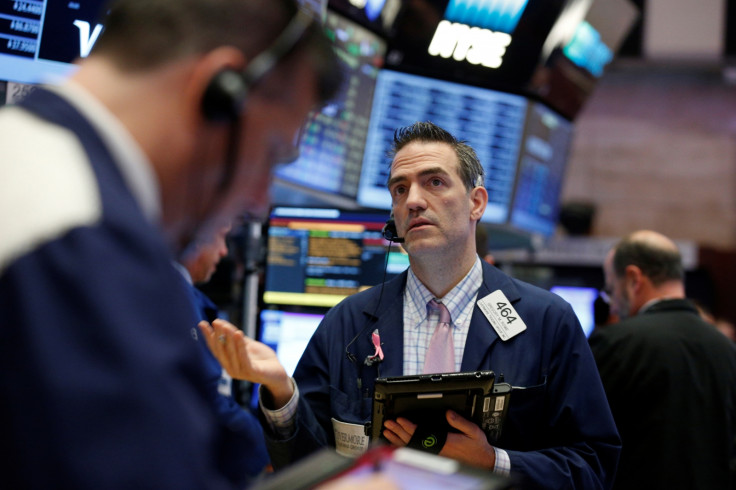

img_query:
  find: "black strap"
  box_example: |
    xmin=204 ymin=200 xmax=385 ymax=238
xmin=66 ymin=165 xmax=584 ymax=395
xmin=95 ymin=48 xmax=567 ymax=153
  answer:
xmin=406 ymin=424 xmax=448 ymax=455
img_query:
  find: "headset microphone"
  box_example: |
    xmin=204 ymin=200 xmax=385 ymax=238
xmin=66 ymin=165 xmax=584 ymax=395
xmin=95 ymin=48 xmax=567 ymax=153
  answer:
xmin=381 ymin=216 xmax=404 ymax=243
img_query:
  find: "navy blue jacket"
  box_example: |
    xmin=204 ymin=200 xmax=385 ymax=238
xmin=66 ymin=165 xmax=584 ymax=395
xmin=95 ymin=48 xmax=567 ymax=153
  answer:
xmin=0 ymin=89 xmax=235 ymax=489
xmin=188 ymin=286 xmax=270 ymax=480
xmin=265 ymin=261 xmax=621 ymax=489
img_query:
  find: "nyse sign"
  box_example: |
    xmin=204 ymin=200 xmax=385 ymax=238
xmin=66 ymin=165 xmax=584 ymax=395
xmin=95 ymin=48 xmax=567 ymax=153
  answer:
xmin=427 ymin=20 xmax=511 ymax=69
xmin=73 ymin=20 xmax=103 ymax=57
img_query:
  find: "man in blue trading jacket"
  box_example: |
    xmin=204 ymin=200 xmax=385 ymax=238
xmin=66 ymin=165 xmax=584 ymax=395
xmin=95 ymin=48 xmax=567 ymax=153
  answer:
xmin=202 ymin=122 xmax=621 ymax=489
xmin=0 ymin=0 xmax=341 ymax=487
xmin=177 ymin=224 xmax=270 ymax=481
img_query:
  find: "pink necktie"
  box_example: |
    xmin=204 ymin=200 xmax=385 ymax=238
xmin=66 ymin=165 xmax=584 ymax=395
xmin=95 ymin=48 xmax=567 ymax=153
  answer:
xmin=423 ymin=299 xmax=455 ymax=374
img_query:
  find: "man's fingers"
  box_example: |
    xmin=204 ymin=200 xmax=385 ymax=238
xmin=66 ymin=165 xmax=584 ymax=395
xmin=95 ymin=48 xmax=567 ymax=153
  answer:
xmin=446 ymin=410 xmax=473 ymax=434
xmin=202 ymin=319 xmax=244 ymax=376
xmin=383 ymin=418 xmax=415 ymax=445
xmin=382 ymin=428 xmax=406 ymax=447
xmin=227 ymin=330 xmax=247 ymax=375
xmin=198 ymin=321 xmax=219 ymax=353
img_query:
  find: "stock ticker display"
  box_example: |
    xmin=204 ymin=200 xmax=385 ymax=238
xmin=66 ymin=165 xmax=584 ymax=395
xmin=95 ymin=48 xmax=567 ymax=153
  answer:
xmin=273 ymin=10 xmax=386 ymax=200
xmin=508 ymin=101 xmax=574 ymax=236
xmin=0 ymin=0 xmax=106 ymax=84
xmin=262 ymin=207 xmax=408 ymax=308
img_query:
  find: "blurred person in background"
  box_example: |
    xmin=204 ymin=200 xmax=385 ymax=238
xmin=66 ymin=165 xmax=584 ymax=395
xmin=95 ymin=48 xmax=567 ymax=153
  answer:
xmin=589 ymin=230 xmax=736 ymax=490
xmin=177 ymin=223 xmax=271 ymax=483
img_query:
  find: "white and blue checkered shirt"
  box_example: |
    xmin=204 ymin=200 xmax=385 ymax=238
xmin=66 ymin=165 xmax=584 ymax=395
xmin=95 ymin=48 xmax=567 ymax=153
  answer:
xmin=403 ymin=256 xmax=483 ymax=375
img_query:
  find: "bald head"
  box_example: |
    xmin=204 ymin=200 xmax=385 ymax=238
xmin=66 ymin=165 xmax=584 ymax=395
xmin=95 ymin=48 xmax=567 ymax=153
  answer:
xmin=603 ymin=230 xmax=685 ymax=319
xmin=612 ymin=230 xmax=684 ymax=286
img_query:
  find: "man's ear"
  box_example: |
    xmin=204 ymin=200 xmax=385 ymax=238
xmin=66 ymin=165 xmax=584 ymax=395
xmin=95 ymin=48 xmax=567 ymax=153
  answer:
xmin=624 ymin=265 xmax=644 ymax=293
xmin=183 ymin=46 xmax=247 ymax=125
xmin=469 ymin=185 xmax=488 ymax=221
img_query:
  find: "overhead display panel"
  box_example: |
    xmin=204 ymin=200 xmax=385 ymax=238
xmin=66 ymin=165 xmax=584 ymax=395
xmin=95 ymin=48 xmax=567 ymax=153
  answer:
xmin=0 ymin=0 xmax=107 ymax=84
xmin=383 ymin=0 xmax=567 ymax=93
xmin=508 ymin=101 xmax=574 ymax=236
xmin=357 ymin=68 xmax=528 ymax=225
xmin=271 ymin=10 xmax=387 ymax=208
xmin=526 ymin=0 xmax=639 ymax=119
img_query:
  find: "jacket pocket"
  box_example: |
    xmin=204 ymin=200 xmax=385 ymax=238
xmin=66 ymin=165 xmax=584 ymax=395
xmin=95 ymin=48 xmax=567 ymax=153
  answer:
xmin=500 ymin=378 xmax=547 ymax=450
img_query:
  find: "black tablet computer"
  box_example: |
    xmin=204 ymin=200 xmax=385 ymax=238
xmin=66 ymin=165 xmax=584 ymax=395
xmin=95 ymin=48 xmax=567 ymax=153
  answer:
xmin=371 ymin=371 xmax=511 ymax=443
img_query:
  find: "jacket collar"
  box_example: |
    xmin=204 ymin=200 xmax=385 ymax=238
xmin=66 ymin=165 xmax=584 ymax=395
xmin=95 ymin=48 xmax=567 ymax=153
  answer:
xmin=359 ymin=261 xmax=524 ymax=374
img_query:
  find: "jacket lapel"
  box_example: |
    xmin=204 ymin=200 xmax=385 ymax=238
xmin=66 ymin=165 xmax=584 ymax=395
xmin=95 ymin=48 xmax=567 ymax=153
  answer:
xmin=360 ymin=272 xmax=407 ymax=377
xmin=461 ymin=262 xmax=522 ymax=371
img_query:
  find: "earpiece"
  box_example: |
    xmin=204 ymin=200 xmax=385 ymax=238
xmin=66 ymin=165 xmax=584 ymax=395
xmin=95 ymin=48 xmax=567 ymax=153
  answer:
xmin=201 ymin=69 xmax=249 ymax=122
xmin=382 ymin=216 xmax=404 ymax=243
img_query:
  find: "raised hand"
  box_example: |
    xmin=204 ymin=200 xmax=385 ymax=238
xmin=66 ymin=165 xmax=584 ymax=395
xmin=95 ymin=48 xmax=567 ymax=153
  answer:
xmin=198 ymin=318 xmax=294 ymax=408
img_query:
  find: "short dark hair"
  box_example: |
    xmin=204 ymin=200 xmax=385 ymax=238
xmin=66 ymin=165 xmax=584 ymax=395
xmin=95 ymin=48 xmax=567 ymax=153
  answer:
xmin=388 ymin=121 xmax=485 ymax=192
xmin=612 ymin=235 xmax=684 ymax=285
xmin=92 ymin=0 xmax=341 ymax=104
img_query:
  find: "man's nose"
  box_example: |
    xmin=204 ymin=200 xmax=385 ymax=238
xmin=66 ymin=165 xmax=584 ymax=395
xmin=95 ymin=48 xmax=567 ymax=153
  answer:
xmin=405 ymin=183 xmax=427 ymax=211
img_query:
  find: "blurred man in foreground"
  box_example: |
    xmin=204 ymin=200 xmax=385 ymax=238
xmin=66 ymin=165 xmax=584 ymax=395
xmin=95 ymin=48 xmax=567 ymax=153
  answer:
xmin=0 ymin=0 xmax=340 ymax=487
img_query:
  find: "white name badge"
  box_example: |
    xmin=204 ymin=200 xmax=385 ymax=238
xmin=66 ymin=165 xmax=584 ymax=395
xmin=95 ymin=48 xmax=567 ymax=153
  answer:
xmin=477 ymin=290 xmax=527 ymax=341
xmin=332 ymin=418 xmax=370 ymax=457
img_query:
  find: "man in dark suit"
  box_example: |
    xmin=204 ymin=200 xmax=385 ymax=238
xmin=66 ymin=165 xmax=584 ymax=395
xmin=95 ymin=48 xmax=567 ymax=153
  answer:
xmin=589 ymin=230 xmax=736 ymax=490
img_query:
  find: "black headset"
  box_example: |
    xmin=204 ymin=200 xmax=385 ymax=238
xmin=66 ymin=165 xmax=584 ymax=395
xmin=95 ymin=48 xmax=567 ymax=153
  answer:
xmin=381 ymin=215 xmax=404 ymax=243
xmin=201 ymin=7 xmax=315 ymax=122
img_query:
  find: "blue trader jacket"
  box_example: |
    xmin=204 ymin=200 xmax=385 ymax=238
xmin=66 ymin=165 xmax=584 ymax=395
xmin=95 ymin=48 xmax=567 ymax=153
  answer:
xmin=187 ymin=286 xmax=270 ymax=480
xmin=0 ymin=88 xmax=236 ymax=488
xmin=264 ymin=261 xmax=621 ymax=489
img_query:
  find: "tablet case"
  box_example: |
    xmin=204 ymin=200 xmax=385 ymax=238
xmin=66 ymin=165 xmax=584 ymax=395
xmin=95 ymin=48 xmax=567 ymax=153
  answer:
xmin=371 ymin=370 xmax=511 ymax=443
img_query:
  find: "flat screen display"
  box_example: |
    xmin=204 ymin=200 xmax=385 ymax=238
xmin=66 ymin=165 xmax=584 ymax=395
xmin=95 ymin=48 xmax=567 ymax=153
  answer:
xmin=262 ymin=206 xmax=409 ymax=308
xmin=258 ymin=309 xmax=324 ymax=377
xmin=550 ymin=285 xmax=597 ymax=337
xmin=508 ymin=101 xmax=573 ymax=236
xmin=356 ymin=69 xmax=528 ymax=224
xmin=271 ymin=10 xmax=386 ymax=206
xmin=0 ymin=0 xmax=106 ymax=84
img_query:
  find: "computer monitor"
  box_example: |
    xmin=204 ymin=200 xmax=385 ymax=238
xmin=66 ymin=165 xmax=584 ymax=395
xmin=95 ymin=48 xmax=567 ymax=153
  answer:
xmin=550 ymin=285 xmax=598 ymax=337
xmin=508 ymin=101 xmax=573 ymax=236
xmin=357 ymin=69 xmax=528 ymax=224
xmin=271 ymin=10 xmax=387 ymax=208
xmin=0 ymin=0 xmax=107 ymax=85
xmin=258 ymin=308 xmax=325 ymax=377
xmin=262 ymin=206 xmax=409 ymax=308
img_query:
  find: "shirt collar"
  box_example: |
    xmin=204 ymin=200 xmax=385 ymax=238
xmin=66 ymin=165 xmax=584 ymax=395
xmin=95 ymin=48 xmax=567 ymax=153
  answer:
xmin=47 ymin=81 xmax=161 ymax=224
xmin=639 ymin=297 xmax=679 ymax=314
xmin=406 ymin=256 xmax=483 ymax=328
xmin=173 ymin=261 xmax=193 ymax=285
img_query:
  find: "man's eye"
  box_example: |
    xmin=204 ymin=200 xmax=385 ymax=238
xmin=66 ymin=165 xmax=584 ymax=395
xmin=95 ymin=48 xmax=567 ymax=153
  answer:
xmin=430 ymin=178 xmax=443 ymax=187
xmin=392 ymin=186 xmax=405 ymax=196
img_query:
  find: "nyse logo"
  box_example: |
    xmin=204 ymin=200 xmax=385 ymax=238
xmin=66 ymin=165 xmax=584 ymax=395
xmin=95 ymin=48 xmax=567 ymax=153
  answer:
xmin=73 ymin=20 xmax=103 ymax=57
xmin=427 ymin=20 xmax=511 ymax=69
xmin=444 ymin=0 xmax=528 ymax=34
